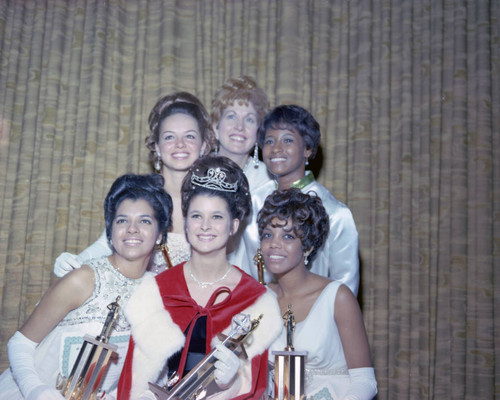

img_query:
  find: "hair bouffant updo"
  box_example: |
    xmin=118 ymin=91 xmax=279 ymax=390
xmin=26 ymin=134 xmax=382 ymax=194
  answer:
xmin=145 ymin=92 xmax=216 ymax=168
xmin=181 ymin=155 xmax=251 ymax=222
xmin=257 ymin=188 xmax=329 ymax=265
xmin=210 ymin=76 xmax=270 ymax=127
xmin=104 ymin=174 xmax=173 ymax=246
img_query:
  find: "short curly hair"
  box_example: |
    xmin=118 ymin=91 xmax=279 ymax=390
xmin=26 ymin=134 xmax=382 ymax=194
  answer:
xmin=104 ymin=174 xmax=173 ymax=246
xmin=210 ymin=76 xmax=270 ymax=127
xmin=257 ymin=188 xmax=329 ymax=265
xmin=145 ymin=92 xmax=216 ymax=167
xmin=257 ymin=105 xmax=321 ymax=159
xmin=181 ymin=155 xmax=251 ymax=222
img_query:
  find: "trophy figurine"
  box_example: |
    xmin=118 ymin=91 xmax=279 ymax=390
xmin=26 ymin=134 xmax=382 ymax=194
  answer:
xmin=149 ymin=313 xmax=263 ymax=400
xmin=56 ymin=296 xmax=121 ymax=400
xmin=272 ymin=305 xmax=307 ymax=400
xmin=254 ymin=248 xmax=266 ymax=285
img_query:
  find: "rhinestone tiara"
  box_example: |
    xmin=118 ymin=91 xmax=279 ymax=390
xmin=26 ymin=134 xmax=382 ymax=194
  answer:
xmin=191 ymin=167 xmax=238 ymax=192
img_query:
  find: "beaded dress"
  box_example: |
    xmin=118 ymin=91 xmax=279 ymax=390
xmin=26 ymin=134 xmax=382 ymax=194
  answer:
xmin=267 ymin=281 xmax=351 ymax=400
xmin=0 ymin=256 xmax=148 ymax=398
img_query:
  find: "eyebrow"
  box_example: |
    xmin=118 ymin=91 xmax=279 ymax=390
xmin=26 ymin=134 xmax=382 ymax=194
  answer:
xmin=162 ymin=129 xmax=199 ymax=134
xmin=114 ymin=214 xmax=153 ymax=219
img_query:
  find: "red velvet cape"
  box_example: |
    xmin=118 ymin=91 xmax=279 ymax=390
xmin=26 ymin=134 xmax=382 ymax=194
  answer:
xmin=117 ymin=262 xmax=269 ymax=399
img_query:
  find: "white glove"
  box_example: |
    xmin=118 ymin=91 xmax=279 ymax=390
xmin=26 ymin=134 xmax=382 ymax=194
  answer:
xmin=137 ymin=390 xmax=158 ymax=400
xmin=213 ymin=341 xmax=241 ymax=389
xmin=53 ymin=252 xmax=81 ymax=277
xmin=53 ymin=230 xmax=112 ymax=277
xmin=26 ymin=384 xmax=65 ymax=400
xmin=7 ymin=331 xmax=64 ymax=400
xmin=343 ymin=367 xmax=377 ymax=400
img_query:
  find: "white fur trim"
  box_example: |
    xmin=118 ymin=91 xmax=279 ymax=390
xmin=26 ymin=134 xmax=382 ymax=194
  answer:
xmin=125 ymin=275 xmax=185 ymax=399
xmin=211 ymin=288 xmax=283 ymax=396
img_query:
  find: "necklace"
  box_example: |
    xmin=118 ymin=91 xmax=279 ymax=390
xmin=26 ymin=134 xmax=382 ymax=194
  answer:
xmin=187 ymin=264 xmax=232 ymax=289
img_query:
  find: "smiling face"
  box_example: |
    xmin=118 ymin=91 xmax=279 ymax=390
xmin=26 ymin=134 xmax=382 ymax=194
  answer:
xmin=262 ymin=127 xmax=312 ymax=188
xmin=260 ymin=217 xmax=309 ymax=276
xmin=155 ymin=113 xmax=206 ymax=172
xmin=215 ymin=102 xmax=259 ymax=163
xmin=185 ymin=194 xmax=239 ymax=256
xmin=111 ymin=198 xmax=160 ymax=263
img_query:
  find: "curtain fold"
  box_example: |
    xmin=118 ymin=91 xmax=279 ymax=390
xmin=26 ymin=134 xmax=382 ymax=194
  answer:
xmin=0 ymin=1 xmax=498 ymax=398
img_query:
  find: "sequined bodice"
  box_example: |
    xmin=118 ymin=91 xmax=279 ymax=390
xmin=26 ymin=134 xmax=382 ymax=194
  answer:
xmin=59 ymin=257 xmax=148 ymax=332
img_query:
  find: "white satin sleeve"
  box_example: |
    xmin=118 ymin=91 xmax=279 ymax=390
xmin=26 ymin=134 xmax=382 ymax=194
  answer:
xmin=311 ymin=204 xmax=359 ymax=296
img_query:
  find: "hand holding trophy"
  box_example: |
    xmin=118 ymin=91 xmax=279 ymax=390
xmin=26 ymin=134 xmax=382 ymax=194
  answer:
xmin=149 ymin=313 xmax=262 ymax=400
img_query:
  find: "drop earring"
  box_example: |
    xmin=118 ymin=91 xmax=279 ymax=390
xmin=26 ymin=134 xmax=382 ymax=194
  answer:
xmin=304 ymin=254 xmax=309 ymax=266
xmin=253 ymin=143 xmax=259 ymax=167
xmin=305 ymin=157 xmax=309 ymax=166
xmin=154 ymin=152 xmax=162 ymax=173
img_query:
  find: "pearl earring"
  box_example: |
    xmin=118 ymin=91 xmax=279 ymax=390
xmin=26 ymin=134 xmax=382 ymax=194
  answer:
xmin=304 ymin=254 xmax=309 ymax=266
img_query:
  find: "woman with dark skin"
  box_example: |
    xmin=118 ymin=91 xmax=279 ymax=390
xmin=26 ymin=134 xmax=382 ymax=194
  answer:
xmin=258 ymin=189 xmax=377 ymax=399
xmin=233 ymin=105 xmax=360 ymax=296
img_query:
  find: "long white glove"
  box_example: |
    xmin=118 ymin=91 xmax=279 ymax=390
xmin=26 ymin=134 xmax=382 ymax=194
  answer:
xmin=53 ymin=230 xmax=112 ymax=277
xmin=343 ymin=367 xmax=377 ymax=400
xmin=213 ymin=341 xmax=241 ymax=389
xmin=7 ymin=331 xmax=64 ymax=400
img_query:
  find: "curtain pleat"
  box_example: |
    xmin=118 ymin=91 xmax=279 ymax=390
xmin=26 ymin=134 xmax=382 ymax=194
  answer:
xmin=0 ymin=1 xmax=498 ymax=398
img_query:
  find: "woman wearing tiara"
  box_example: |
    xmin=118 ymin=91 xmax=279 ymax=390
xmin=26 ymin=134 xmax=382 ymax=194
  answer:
xmin=53 ymin=92 xmax=216 ymax=277
xmin=0 ymin=174 xmax=173 ymax=399
xmin=117 ymin=156 xmax=282 ymax=400
xmin=259 ymin=189 xmax=377 ymax=400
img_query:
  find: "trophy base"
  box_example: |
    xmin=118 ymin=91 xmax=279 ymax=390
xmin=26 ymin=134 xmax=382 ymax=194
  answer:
xmin=272 ymin=350 xmax=307 ymax=400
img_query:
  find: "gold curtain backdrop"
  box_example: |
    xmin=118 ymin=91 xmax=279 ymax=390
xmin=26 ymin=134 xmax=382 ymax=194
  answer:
xmin=0 ymin=1 xmax=498 ymax=398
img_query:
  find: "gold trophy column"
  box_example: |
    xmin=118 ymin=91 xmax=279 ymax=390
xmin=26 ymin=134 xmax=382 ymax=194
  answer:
xmin=273 ymin=305 xmax=307 ymax=400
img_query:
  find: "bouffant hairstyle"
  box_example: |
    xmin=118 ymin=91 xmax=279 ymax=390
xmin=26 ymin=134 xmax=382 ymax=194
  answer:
xmin=257 ymin=105 xmax=321 ymax=159
xmin=257 ymin=188 xmax=329 ymax=265
xmin=181 ymin=156 xmax=251 ymax=222
xmin=145 ymin=92 xmax=216 ymax=166
xmin=210 ymin=76 xmax=270 ymax=127
xmin=104 ymin=174 xmax=173 ymax=246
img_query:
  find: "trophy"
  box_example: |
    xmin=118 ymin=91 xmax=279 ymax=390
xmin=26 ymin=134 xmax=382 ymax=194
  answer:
xmin=56 ymin=296 xmax=121 ymax=400
xmin=272 ymin=305 xmax=307 ymax=400
xmin=254 ymin=248 xmax=266 ymax=285
xmin=161 ymin=243 xmax=174 ymax=270
xmin=149 ymin=313 xmax=263 ymax=400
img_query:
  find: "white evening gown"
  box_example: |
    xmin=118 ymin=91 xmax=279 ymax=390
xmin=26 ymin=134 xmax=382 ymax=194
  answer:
xmin=0 ymin=257 xmax=147 ymax=399
xmin=268 ymin=281 xmax=352 ymax=400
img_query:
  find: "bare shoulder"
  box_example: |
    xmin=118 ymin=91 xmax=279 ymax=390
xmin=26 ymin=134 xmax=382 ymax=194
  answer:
xmin=334 ymin=284 xmax=362 ymax=322
xmin=55 ymin=264 xmax=95 ymax=307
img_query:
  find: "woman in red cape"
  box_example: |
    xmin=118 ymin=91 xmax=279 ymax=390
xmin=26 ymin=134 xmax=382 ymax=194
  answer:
xmin=117 ymin=156 xmax=282 ymax=400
